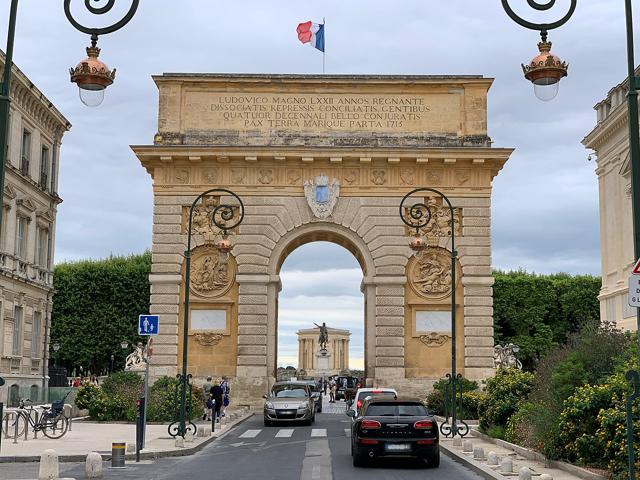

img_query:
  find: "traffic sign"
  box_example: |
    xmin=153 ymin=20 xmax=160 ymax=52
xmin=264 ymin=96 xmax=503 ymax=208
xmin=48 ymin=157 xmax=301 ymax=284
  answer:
xmin=633 ymin=258 xmax=640 ymax=275
xmin=629 ymin=276 xmax=640 ymax=307
xmin=138 ymin=315 xmax=159 ymax=336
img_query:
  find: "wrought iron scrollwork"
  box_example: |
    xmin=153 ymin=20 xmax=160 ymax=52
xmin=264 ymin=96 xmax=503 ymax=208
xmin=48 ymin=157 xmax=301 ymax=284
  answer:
xmin=438 ymin=374 xmax=469 ymax=438
xmin=501 ymin=0 xmax=577 ymax=39
xmin=64 ymin=0 xmax=139 ymax=42
xmin=191 ymin=188 xmax=245 ymax=235
xmin=168 ymin=373 xmax=197 ymax=438
xmin=399 ymin=187 xmax=454 ymax=236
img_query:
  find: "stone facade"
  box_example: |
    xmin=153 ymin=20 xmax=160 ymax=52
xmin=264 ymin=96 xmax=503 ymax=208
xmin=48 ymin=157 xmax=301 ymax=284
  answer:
xmin=0 ymin=51 xmax=70 ymax=405
xmin=583 ymin=73 xmax=637 ymax=332
xmin=133 ymin=74 xmax=511 ymax=405
xmin=297 ymin=327 xmax=350 ymax=375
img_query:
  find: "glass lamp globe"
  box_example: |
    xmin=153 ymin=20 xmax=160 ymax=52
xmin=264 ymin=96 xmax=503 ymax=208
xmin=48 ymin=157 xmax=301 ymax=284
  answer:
xmin=78 ymin=85 xmax=106 ymax=107
xmin=533 ymin=78 xmax=560 ymax=102
xmin=70 ymin=45 xmax=115 ymax=108
xmin=120 ymin=340 xmax=129 ymax=350
xmin=522 ymin=40 xmax=568 ymax=103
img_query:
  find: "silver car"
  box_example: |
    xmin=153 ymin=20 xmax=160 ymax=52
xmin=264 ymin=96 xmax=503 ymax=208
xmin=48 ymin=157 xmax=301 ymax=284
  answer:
xmin=263 ymin=382 xmax=316 ymax=426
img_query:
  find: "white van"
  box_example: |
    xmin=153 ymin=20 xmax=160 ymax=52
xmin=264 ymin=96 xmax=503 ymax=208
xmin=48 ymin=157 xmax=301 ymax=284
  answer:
xmin=347 ymin=388 xmax=398 ymax=418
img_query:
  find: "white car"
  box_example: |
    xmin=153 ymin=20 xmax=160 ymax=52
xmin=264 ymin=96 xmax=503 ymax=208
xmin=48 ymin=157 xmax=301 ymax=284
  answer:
xmin=347 ymin=388 xmax=398 ymax=418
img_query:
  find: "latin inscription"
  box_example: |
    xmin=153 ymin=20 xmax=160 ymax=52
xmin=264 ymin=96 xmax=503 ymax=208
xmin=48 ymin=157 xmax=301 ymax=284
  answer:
xmin=183 ymin=92 xmax=463 ymax=134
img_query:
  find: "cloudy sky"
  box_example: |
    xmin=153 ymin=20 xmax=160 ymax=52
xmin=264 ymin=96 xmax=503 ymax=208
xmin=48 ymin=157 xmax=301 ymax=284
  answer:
xmin=1 ymin=1 xmax=627 ymax=368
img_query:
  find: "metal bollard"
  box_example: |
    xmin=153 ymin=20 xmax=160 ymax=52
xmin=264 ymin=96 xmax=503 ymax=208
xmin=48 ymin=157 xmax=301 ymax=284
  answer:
xmin=3 ymin=410 xmax=8 ymax=439
xmin=0 ymin=402 xmax=3 ymax=453
xmin=23 ymin=411 xmax=29 ymax=441
xmin=13 ymin=412 xmax=19 ymax=444
xmin=111 ymin=442 xmax=126 ymax=468
xmin=64 ymin=405 xmax=73 ymax=432
xmin=211 ymin=400 xmax=216 ymax=434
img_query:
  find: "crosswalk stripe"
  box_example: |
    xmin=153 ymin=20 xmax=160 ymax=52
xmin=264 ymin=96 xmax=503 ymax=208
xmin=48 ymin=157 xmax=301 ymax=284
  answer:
xmin=275 ymin=429 xmax=294 ymax=438
xmin=311 ymin=428 xmax=327 ymax=437
xmin=239 ymin=429 xmax=261 ymax=438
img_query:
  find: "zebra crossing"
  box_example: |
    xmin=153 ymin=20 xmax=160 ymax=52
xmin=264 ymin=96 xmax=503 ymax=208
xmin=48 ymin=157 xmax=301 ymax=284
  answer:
xmin=236 ymin=427 xmax=352 ymax=440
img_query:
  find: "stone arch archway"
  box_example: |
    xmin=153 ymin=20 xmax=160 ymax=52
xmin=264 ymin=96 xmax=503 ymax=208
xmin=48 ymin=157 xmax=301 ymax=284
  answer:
xmin=136 ymin=73 xmax=511 ymax=406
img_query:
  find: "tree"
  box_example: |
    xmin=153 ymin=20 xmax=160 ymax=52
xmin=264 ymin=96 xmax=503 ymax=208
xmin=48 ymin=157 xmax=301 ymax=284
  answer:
xmin=51 ymin=252 xmax=151 ymax=375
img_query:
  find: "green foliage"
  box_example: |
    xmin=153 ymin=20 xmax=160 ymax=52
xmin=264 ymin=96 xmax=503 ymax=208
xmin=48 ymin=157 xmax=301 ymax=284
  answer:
xmin=478 ymin=368 xmax=534 ymax=431
xmin=425 ymin=377 xmax=480 ymax=419
xmin=147 ymin=376 xmax=180 ymax=423
xmin=51 ymin=252 xmax=151 ymax=374
xmin=75 ymin=383 xmax=100 ymax=411
xmin=493 ymin=270 xmax=601 ymax=369
xmin=505 ymin=322 xmax=629 ymax=459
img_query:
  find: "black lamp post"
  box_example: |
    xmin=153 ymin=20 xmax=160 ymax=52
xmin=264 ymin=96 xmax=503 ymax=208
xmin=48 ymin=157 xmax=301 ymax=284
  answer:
xmin=399 ymin=188 xmax=468 ymax=438
xmin=51 ymin=342 xmax=60 ymax=368
xmin=501 ymin=1 xmax=639 ymax=476
xmin=168 ymin=189 xmax=244 ymax=439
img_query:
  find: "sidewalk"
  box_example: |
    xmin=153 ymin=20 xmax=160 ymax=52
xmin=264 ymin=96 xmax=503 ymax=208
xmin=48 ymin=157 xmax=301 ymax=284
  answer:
xmin=0 ymin=409 xmax=252 ymax=463
xmin=441 ymin=429 xmax=606 ymax=480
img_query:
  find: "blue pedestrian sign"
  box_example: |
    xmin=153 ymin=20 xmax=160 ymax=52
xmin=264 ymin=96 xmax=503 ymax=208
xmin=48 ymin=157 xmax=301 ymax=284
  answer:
xmin=138 ymin=315 xmax=159 ymax=336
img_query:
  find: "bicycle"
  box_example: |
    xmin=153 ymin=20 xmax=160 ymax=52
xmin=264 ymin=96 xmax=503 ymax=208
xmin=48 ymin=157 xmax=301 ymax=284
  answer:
xmin=9 ymin=391 xmax=71 ymax=440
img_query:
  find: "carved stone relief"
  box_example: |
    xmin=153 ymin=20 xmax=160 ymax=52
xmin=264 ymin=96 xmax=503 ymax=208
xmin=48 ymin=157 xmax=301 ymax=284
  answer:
xmin=304 ymin=174 xmax=340 ymax=219
xmin=408 ymin=247 xmax=455 ymax=299
xmin=400 ymin=168 xmax=415 ymax=185
xmin=258 ymin=169 xmax=274 ymax=184
xmin=404 ymin=196 xmax=461 ymax=241
xmin=426 ymin=169 xmax=443 ymax=185
xmin=456 ymin=170 xmax=471 ymax=185
xmin=194 ymin=332 xmax=224 ymax=346
xmin=175 ymin=168 xmax=190 ymax=184
xmin=231 ymin=168 xmax=246 ymax=184
xmin=186 ymin=196 xmax=222 ymax=236
xmin=190 ymin=244 xmax=236 ymax=297
xmin=343 ymin=169 xmax=358 ymax=185
xmin=419 ymin=332 xmax=451 ymax=347
xmin=203 ymin=168 xmax=219 ymax=184
xmin=371 ymin=170 xmax=386 ymax=185
xmin=287 ymin=169 xmax=302 ymax=185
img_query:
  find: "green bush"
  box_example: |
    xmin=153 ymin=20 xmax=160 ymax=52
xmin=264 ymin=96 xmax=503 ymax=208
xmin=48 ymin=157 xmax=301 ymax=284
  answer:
xmin=478 ymin=368 xmax=534 ymax=432
xmin=75 ymin=383 xmax=100 ymax=410
xmin=425 ymin=377 xmax=480 ymax=419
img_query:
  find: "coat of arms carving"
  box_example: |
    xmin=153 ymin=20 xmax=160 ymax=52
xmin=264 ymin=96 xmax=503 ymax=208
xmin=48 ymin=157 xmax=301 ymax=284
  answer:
xmin=304 ymin=174 xmax=340 ymax=219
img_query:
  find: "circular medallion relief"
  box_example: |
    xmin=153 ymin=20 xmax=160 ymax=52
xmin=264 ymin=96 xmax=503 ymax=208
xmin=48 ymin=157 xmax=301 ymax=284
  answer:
xmin=189 ymin=245 xmax=236 ymax=297
xmin=408 ymin=247 xmax=457 ymax=299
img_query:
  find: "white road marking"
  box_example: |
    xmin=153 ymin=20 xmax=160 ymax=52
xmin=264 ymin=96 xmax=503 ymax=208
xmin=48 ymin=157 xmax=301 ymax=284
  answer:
xmin=275 ymin=429 xmax=294 ymax=438
xmin=344 ymin=428 xmax=351 ymax=438
xmin=239 ymin=429 xmax=261 ymax=438
xmin=311 ymin=429 xmax=327 ymax=437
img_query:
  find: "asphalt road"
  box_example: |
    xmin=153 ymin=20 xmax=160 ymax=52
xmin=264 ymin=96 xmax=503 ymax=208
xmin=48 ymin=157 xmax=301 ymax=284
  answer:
xmin=0 ymin=409 xmax=484 ymax=480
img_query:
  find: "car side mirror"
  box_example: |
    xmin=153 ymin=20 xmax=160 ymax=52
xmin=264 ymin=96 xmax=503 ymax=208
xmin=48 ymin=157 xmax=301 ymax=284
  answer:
xmin=346 ymin=410 xmax=355 ymax=417
xmin=262 ymin=394 xmax=268 ymax=399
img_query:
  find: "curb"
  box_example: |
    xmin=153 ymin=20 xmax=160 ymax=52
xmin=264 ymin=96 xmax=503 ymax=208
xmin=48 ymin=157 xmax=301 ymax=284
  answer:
xmin=440 ymin=443 xmax=504 ymax=480
xmin=470 ymin=429 xmax=606 ymax=480
xmin=0 ymin=411 xmax=255 ymax=464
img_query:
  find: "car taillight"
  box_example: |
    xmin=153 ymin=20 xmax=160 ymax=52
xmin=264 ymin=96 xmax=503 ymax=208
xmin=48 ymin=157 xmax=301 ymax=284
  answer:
xmin=361 ymin=420 xmax=381 ymax=430
xmin=372 ymin=390 xmax=383 ymax=393
xmin=357 ymin=400 xmax=363 ymax=409
xmin=417 ymin=439 xmax=435 ymax=445
xmin=359 ymin=439 xmax=379 ymax=445
xmin=414 ymin=420 xmax=434 ymax=429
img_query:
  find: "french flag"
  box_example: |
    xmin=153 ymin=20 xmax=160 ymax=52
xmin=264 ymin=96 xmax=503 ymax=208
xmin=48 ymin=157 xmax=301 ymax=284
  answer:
xmin=297 ymin=21 xmax=325 ymax=52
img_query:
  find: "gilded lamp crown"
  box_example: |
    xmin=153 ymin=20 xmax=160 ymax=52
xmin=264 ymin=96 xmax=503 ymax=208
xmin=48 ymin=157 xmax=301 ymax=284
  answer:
xmin=69 ymin=45 xmax=116 ymax=89
xmin=521 ymin=41 xmax=568 ymax=84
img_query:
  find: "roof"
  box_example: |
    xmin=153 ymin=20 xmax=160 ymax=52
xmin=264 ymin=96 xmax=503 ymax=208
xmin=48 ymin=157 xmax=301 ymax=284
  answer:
xmin=365 ymin=396 xmax=423 ymax=404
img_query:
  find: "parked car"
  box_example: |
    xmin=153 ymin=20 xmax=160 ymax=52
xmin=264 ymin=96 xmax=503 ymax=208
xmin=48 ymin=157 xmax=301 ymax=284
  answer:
xmin=348 ymin=396 xmax=439 ymax=468
xmin=263 ymin=382 xmax=316 ymax=426
xmin=301 ymin=380 xmax=323 ymax=413
xmin=347 ymin=388 xmax=397 ymax=418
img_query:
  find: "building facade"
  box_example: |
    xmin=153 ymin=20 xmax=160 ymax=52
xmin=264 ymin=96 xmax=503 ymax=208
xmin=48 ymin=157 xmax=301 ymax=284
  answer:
xmin=134 ymin=73 xmax=511 ymax=405
xmin=297 ymin=327 xmax=350 ymax=376
xmin=583 ymin=73 xmax=637 ymax=331
xmin=0 ymin=51 xmax=70 ymax=405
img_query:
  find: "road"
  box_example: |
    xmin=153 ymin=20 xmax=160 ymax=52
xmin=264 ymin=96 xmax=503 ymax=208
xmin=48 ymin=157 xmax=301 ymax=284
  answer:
xmin=0 ymin=401 xmax=483 ymax=480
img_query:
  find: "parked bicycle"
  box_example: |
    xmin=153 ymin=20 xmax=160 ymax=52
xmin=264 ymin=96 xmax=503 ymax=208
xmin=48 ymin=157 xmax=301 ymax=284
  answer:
xmin=9 ymin=391 xmax=71 ymax=440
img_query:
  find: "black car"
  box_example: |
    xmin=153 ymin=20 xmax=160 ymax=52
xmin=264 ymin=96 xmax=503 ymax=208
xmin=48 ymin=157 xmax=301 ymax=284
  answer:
xmin=301 ymin=380 xmax=323 ymax=413
xmin=347 ymin=397 xmax=439 ymax=468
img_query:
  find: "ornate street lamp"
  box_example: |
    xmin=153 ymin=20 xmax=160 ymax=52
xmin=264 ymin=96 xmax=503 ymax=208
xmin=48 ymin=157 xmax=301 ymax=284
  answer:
xmin=501 ymin=0 xmax=575 ymax=101
xmin=168 ymin=188 xmax=244 ymax=439
xmin=52 ymin=342 xmax=60 ymax=367
xmin=399 ymin=188 xmax=468 ymax=438
xmin=65 ymin=0 xmax=140 ymax=106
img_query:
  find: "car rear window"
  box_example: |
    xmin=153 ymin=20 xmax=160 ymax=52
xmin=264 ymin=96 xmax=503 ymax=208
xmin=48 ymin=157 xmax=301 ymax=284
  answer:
xmin=357 ymin=391 xmax=394 ymax=403
xmin=272 ymin=386 xmax=307 ymax=398
xmin=365 ymin=402 xmax=429 ymax=416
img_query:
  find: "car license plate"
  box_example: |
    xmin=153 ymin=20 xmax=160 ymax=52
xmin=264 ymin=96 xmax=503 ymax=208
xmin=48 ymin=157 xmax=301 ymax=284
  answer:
xmin=385 ymin=443 xmax=411 ymax=452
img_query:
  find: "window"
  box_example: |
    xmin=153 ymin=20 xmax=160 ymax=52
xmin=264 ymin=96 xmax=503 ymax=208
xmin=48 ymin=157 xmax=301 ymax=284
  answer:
xmin=31 ymin=311 xmax=41 ymax=358
xmin=40 ymin=147 xmax=49 ymax=190
xmin=13 ymin=306 xmax=23 ymax=356
xmin=16 ymin=216 xmax=28 ymax=259
xmin=35 ymin=227 xmax=48 ymax=267
xmin=50 ymin=148 xmax=57 ymax=194
xmin=30 ymin=385 xmax=39 ymax=403
xmin=20 ymin=129 xmax=31 ymax=176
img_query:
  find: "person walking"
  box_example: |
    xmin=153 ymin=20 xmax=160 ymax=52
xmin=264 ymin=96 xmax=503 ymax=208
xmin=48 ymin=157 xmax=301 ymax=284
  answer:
xmin=220 ymin=376 xmax=230 ymax=417
xmin=329 ymin=379 xmax=336 ymax=403
xmin=202 ymin=376 xmax=213 ymax=421
xmin=210 ymin=379 xmax=224 ymax=423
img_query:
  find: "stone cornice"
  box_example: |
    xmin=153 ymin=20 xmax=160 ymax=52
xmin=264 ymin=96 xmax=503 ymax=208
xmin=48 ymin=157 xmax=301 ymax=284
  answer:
xmin=582 ymin=100 xmax=628 ymax=151
xmin=0 ymin=50 xmax=71 ymax=138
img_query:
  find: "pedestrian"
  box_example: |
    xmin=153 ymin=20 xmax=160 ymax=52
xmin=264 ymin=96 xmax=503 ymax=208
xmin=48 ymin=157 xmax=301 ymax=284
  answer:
xmin=329 ymin=380 xmax=336 ymax=403
xmin=220 ymin=376 xmax=230 ymax=417
xmin=210 ymin=379 xmax=224 ymax=423
xmin=323 ymin=379 xmax=327 ymax=395
xmin=72 ymin=377 xmax=81 ymax=388
xmin=202 ymin=376 xmax=213 ymax=421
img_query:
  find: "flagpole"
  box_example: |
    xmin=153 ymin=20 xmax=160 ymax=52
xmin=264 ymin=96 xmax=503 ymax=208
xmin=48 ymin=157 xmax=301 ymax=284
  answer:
xmin=323 ymin=17 xmax=326 ymax=74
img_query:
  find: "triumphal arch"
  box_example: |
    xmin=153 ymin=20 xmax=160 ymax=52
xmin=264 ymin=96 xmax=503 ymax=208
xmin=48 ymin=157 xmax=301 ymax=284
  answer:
xmin=133 ymin=73 xmax=512 ymax=405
